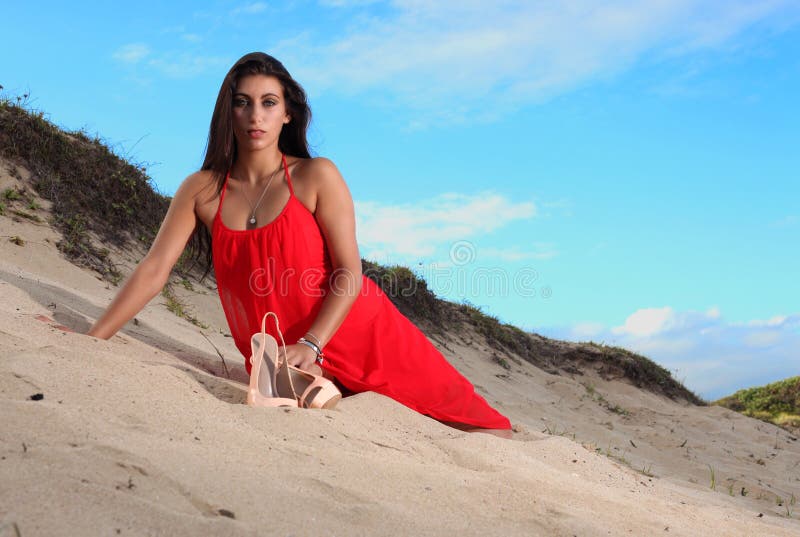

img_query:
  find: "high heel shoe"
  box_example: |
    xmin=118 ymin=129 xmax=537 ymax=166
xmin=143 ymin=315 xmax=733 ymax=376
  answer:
xmin=277 ymin=363 xmax=342 ymax=410
xmin=251 ymin=312 xmax=342 ymax=410
xmin=246 ymin=313 xmax=299 ymax=408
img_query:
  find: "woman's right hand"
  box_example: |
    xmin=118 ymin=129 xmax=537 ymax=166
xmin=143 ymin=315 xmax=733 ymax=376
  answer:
xmin=283 ymin=342 xmax=323 ymax=376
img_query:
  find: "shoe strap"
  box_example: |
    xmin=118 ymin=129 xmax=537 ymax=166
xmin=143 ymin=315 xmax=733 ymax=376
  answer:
xmin=260 ymin=312 xmax=299 ymax=400
xmin=298 ymin=375 xmax=335 ymax=408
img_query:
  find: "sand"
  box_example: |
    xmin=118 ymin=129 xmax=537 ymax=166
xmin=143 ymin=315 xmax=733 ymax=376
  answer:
xmin=1 ymin=165 xmax=799 ymax=536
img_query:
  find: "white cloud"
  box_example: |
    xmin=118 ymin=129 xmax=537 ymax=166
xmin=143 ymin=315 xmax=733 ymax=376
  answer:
xmin=147 ymin=54 xmax=231 ymax=79
xmin=319 ymin=0 xmax=381 ymax=6
xmin=771 ymin=214 xmax=798 ymax=228
xmin=628 ymin=335 xmax=697 ymax=356
xmin=232 ymin=2 xmax=268 ymax=15
xmin=571 ymin=322 xmax=606 ymax=338
xmin=273 ymin=1 xmax=800 ymax=121
xmin=544 ymin=308 xmax=800 ymax=400
xmin=663 ymin=0 xmax=799 ymax=54
xmin=480 ymin=243 xmax=558 ymax=262
xmin=540 ymin=198 xmax=574 ymax=218
xmin=112 ymin=39 xmax=228 ymax=79
xmin=743 ymin=330 xmax=782 ymax=348
xmin=112 ymin=43 xmax=150 ymax=64
xmin=355 ymin=192 xmax=535 ymax=259
xmin=745 ymin=314 xmax=788 ymax=327
xmin=157 ymin=25 xmax=204 ymax=43
xmin=612 ymin=306 xmax=676 ymax=337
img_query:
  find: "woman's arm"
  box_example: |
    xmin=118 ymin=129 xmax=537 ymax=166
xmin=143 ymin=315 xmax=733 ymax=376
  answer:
xmin=87 ymin=172 xmax=209 ymax=339
xmin=284 ymin=158 xmax=363 ymax=371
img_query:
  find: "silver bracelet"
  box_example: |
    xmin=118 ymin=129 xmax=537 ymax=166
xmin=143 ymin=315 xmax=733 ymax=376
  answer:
xmin=304 ymin=331 xmax=323 ymax=347
xmin=297 ymin=338 xmax=325 ymax=364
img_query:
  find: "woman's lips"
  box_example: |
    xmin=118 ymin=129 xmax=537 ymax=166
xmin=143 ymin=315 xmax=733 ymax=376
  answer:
xmin=248 ymin=129 xmax=265 ymax=139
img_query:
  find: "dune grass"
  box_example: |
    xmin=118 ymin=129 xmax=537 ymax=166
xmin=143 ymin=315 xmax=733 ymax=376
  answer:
xmin=0 ymin=95 xmax=169 ymax=283
xmin=714 ymin=376 xmax=800 ymax=433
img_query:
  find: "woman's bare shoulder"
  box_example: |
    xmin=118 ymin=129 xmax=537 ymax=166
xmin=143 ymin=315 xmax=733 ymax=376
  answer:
xmin=181 ymin=169 xmax=218 ymax=190
xmin=292 ymin=155 xmax=338 ymax=173
xmin=175 ymin=169 xmax=220 ymax=203
xmin=291 ymin=157 xmax=344 ymax=188
xmin=289 ymin=157 xmax=349 ymax=211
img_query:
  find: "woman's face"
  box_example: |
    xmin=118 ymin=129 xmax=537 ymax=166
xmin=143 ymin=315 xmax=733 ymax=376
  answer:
xmin=231 ymin=74 xmax=291 ymax=153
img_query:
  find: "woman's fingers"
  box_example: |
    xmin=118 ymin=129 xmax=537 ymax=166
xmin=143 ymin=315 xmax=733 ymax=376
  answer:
xmin=285 ymin=343 xmax=317 ymax=371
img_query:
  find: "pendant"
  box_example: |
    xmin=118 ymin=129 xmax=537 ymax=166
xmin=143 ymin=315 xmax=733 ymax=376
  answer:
xmin=249 ymin=216 xmax=257 ymax=225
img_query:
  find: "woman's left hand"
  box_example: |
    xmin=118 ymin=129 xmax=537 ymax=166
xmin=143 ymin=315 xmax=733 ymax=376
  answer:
xmin=283 ymin=343 xmax=323 ymax=376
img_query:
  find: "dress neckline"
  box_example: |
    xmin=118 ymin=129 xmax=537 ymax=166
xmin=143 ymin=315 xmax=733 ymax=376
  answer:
xmin=214 ymin=154 xmax=294 ymax=234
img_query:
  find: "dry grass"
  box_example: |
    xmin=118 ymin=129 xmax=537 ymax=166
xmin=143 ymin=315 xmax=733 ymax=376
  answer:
xmin=0 ymin=96 xmax=169 ymax=283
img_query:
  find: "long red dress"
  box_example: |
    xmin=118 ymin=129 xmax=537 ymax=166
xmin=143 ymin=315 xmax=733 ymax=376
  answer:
xmin=211 ymin=157 xmax=512 ymax=430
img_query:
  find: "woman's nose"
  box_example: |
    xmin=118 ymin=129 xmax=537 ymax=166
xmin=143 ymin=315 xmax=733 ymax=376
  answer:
xmin=248 ymin=106 xmax=262 ymax=123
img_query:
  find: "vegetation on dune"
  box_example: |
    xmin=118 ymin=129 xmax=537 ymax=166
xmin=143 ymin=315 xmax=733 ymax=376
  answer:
xmin=360 ymin=260 xmax=445 ymax=334
xmin=361 ymin=260 xmax=703 ymax=404
xmin=576 ymin=341 xmax=704 ymax=405
xmin=715 ymin=376 xmax=800 ymax=433
xmin=0 ymin=95 xmax=170 ymax=284
xmin=0 ymin=93 xmax=703 ymax=404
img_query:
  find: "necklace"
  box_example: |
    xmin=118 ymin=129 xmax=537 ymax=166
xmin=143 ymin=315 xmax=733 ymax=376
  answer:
xmin=239 ymin=155 xmax=284 ymax=229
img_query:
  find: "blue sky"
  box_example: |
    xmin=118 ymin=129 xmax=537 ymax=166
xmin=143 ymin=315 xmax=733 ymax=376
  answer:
xmin=2 ymin=1 xmax=798 ymax=399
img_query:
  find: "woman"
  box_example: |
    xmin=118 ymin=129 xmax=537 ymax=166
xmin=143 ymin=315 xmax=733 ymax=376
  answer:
xmin=88 ymin=52 xmax=512 ymax=436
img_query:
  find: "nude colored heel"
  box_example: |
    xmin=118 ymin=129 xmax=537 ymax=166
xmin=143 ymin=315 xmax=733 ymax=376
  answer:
xmin=278 ymin=365 xmax=342 ymax=409
xmin=259 ymin=312 xmax=342 ymax=410
xmin=247 ymin=314 xmax=298 ymax=408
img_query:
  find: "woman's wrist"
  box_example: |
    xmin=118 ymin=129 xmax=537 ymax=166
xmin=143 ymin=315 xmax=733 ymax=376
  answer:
xmin=297 ymin=337 xmax=325 ymax=364
xmin=303 ymin=331 xmax=323 ymax=348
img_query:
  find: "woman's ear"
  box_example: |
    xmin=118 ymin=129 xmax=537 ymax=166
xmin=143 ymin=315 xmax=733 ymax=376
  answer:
xmin=284 ymin=114 xmax=291 ymax=124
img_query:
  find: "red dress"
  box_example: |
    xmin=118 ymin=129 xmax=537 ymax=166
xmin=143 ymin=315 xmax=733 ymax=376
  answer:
xmin=211 ymin=157 xmax=512 ymax=430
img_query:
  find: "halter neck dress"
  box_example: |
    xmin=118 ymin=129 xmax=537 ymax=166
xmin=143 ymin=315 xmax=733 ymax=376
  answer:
xmin=211 ymin=156 xmax=511 ymax=430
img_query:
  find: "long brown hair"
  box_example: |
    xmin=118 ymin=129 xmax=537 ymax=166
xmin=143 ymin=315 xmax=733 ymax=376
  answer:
xmin=188 ymin=52 xmax=312 ymax=280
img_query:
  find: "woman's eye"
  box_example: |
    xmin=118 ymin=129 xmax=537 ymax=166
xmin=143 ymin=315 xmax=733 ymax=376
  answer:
xmin=233 ymin=98 xmax=249 ymax=108
xmin=263 ymin=99 xmax=276 ymax=107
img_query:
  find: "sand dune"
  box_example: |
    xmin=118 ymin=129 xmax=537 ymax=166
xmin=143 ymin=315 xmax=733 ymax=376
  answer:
xmin=2 ymin=166 xmax=799 ymax=536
